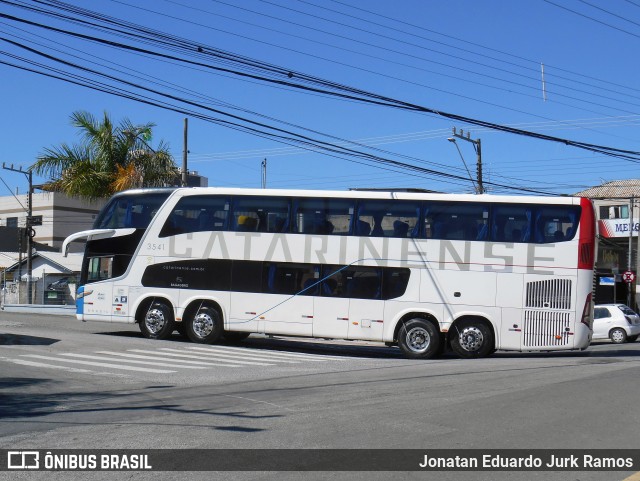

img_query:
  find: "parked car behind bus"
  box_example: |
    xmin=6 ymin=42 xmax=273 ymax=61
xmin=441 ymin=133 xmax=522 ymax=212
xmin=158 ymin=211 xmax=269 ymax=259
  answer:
xmin=593 ymin=304 xmax=640 ymax=343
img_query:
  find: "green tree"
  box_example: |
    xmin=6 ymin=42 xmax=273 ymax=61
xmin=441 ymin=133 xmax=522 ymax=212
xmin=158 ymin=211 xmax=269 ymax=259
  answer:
xmin=31 ymin=111 xmax=177 ymax=200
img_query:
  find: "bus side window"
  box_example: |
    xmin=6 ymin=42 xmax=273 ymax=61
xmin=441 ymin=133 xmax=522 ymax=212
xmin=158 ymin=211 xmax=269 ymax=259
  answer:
xmin=355 ymin=200 xmax=420 ymax=238
xmin=424 ymin=202 xmax=489 ymax=241
xmin=382 ymin=268 xmax=411 ymax=300
xmin=294 ymin=198 xmax=354 ymax=235
xmin=263 ymin=263 xmax=318 ymax=295
xmin=232 ymin=197 xmax=290 ymax=233
xmin=159 ymin=195 xmax=230 ymax=237
xmin=491 ymin=205 xmax=531 ymax=243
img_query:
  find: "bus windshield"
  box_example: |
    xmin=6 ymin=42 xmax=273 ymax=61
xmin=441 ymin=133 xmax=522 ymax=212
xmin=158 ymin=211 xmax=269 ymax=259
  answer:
xmin=93 ymin=191 xmax=172 ymax=230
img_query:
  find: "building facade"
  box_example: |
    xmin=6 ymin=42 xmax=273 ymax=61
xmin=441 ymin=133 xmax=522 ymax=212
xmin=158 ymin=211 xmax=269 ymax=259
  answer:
xmin=575 ymin=180 xmax=640 ymax=307
xmin=0 ymin=191 xmax=106 ymax=251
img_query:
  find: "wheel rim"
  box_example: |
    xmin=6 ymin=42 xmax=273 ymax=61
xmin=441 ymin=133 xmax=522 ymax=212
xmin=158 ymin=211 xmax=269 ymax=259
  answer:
xmin=193 ymin=311 xmax=215 ymax=339
xmin=458 ymin=326 xmax=484 ymax=352
xmin=611 ymin=330 xmax=625 ymax=343
xmin=405 ymin=326 xmax=431 ymax=353
xmin=145 ymin=308 xmax=166 ymax=334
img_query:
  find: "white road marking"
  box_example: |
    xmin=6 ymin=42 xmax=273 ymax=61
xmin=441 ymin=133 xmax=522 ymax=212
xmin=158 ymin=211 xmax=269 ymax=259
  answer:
xmin=97 ymin=351 xmax=242 ymax=368
xmin=59 ymin=353 xmax=207 ymax=369
xmin=130 ymin=349 xmax=275 ymax=366
xmin=21 ymin=355 xmax=176 ymax=373
xmin=192 ymin=344 xmax=347 ymax=361
xmin=180 ymin=346 xmax=302 ymax=364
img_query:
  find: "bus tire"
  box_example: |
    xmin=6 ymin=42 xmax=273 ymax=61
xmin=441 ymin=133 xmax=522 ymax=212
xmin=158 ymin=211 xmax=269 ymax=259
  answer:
xmin=139 ymin=301 xmax=175 ymax=340
xmin=223 ymin=331 xmax=251 ymax=342
xmin=609 ymin=328 xmax=627 ymax=344
xmin=186 ymin=306 xmax=223 ymax=344
xmin=397 ymin=318 xmax=441 ymax=359
xmin=450 ymin=319 xmax=494 ymax=359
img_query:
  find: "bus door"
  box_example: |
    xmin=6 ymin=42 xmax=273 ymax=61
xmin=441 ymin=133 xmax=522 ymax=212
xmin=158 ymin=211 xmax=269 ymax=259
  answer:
xmin=81 ymin=255 xmax=115 ymax=321
xmin=261 ymin=263 xmax=314 ymax=336
xmin=343 ymin=267 xmax=385 ymax=342
xmin=311 ymin=265 xmax=349 ymax=339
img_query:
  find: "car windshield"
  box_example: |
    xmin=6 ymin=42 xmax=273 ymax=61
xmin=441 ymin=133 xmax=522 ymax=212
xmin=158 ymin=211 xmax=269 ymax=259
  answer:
xmin=618 ymin=305 xmax=638 ymax=316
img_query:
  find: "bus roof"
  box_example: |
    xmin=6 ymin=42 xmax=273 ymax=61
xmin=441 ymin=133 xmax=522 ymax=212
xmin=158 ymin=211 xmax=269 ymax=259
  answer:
xmin=160 ymin=186 xmax=581 ymax=205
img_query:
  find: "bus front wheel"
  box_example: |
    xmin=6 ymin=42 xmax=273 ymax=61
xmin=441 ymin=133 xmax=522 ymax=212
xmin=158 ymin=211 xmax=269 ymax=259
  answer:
xmin=397 ymin=318 xmax=441 ymax=359
xmin=186 ymin=306 xmax=223 ymax=344
xmin=139 ymin=301 xmax=175 ymax=340
xmin=450 ymin=320 xmax=494 ymax=358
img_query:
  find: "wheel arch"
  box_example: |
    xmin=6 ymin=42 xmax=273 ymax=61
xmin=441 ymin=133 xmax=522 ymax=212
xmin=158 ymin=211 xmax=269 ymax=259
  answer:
xmin=449 ymin=315 xmax=496 ymax=345
xmin=392 ymin=311 xmax=440 ymax=342
xmin=182 ymin=298 xmax=224 ymax=327
xmin=134 ymin=295 xmax=175 ymax=324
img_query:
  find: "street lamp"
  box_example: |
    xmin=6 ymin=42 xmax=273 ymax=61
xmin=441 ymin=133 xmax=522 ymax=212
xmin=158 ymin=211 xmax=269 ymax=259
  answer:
xmin=447 ymin=137 xmax=478 ymax=194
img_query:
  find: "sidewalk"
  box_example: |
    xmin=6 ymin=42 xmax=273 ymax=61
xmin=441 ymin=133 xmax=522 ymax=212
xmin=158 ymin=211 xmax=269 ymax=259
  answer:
xmin=1 ymin=304 xmax=76 ymax=316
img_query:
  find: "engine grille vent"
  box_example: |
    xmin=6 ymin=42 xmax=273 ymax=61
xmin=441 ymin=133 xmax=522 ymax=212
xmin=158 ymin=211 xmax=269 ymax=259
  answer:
xmin=523 ymin=310 xmax=571 ymax=347
xmin=525 ymin=279 xmax=572 ymax=310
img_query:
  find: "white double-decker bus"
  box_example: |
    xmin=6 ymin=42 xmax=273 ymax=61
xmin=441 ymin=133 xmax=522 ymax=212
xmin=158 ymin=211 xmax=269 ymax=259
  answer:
xmin=63 ymin=187 xmax=596 ymax=359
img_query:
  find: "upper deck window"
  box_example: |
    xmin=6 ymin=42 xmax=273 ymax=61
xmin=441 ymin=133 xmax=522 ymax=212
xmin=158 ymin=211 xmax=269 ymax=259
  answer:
xmin=294 ymin=198 xmax=354 ymax=235
xmin=355 ymin=200 xmax=420 ymax=238
xmin=159 ymin=195 xmax=230 ymax=237
xmin=424 ymin=202 xmax=489 ymax=241
xmin=232 ymin=197 xmax=290 ymax=233
xmin=94 ymin=192 xmax=171 ymax=229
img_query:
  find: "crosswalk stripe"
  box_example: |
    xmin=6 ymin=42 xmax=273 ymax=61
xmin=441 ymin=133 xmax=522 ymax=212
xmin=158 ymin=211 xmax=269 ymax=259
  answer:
xmin=2 ymin=357 xmax=94 ymax=373
xmin=21 ymin=355 xmax=176 ymax=373
xmin=129 ymin=349 xmax=275 ymax=366
xmin=97 ymin=351 xmax=243 ymax=368
xmin=181 ymin=346 xmax=302 ymax=364
xmin=59 ymin=353 xmax=208 ymax=369
xmin=194 ymin=344 xmax=345 ymax=361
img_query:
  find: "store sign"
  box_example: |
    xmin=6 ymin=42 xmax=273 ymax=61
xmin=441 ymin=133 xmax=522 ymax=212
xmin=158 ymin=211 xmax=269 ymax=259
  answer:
xmin=598 ymin=219 xmax=640 ymax=238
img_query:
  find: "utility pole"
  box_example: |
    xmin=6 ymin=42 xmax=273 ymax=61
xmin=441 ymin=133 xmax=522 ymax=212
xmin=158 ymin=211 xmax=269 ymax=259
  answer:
xmin=182 ymin=117 xmax=189 ymax=187
xmin=450 ymin=127 xmax=484 ymax=194
xmin=629 ymin=197 xmax=635 ymax=308
xmin=261 ymin=158 xmax=267 ymax=189
xmin=2 ymin=163 xmax=34 ymax=303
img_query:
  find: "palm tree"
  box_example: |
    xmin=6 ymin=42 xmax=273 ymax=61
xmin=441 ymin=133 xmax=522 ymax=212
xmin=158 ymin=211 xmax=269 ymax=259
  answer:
xmin=31 ymin=111 xmax=178 ymax=200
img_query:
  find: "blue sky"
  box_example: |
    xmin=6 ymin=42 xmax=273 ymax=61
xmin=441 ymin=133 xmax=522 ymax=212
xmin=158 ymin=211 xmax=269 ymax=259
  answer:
xmin=1 ymin=0 xmax=640 ymax=197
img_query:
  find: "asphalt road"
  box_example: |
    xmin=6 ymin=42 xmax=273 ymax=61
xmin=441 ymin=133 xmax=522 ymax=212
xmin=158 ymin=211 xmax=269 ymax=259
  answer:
xmin=1 ymin=311 xmax=640 ymax=481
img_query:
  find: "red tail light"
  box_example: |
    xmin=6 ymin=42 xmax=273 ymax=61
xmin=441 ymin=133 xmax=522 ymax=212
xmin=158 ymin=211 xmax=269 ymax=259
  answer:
xmin=581 ymin=292 xmax=592 ymax=327
xmin=578 ymin=198 xmax=595 ymax=270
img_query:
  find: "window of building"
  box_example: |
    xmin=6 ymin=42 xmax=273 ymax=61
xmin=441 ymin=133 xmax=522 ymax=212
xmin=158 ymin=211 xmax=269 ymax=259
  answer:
xmin=6 ymin=217 xmax=18 ymax=228
xmin=599 ymin=205 xmax=629 ymax=219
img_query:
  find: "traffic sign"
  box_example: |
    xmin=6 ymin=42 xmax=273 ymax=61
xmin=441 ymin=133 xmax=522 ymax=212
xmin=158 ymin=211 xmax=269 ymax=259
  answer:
xmin=623 ymin=271 xmax=636 ymax=283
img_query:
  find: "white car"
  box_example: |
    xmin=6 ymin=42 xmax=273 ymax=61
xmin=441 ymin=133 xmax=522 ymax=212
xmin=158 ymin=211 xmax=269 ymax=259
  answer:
xmin=593 ymin=304 xmax=640 ymax=343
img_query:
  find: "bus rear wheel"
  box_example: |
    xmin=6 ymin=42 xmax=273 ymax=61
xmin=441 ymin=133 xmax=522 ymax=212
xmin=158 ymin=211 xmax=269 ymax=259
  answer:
xmin=398 ymin=318 xmax=440 ymax=359
xmin=450 ymin=319 xmax=494 ymax=359
xmin=186 ymin=306 xmax=223 ymax=344
xmin=139 ymin=301 xmax=175 ymax=340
